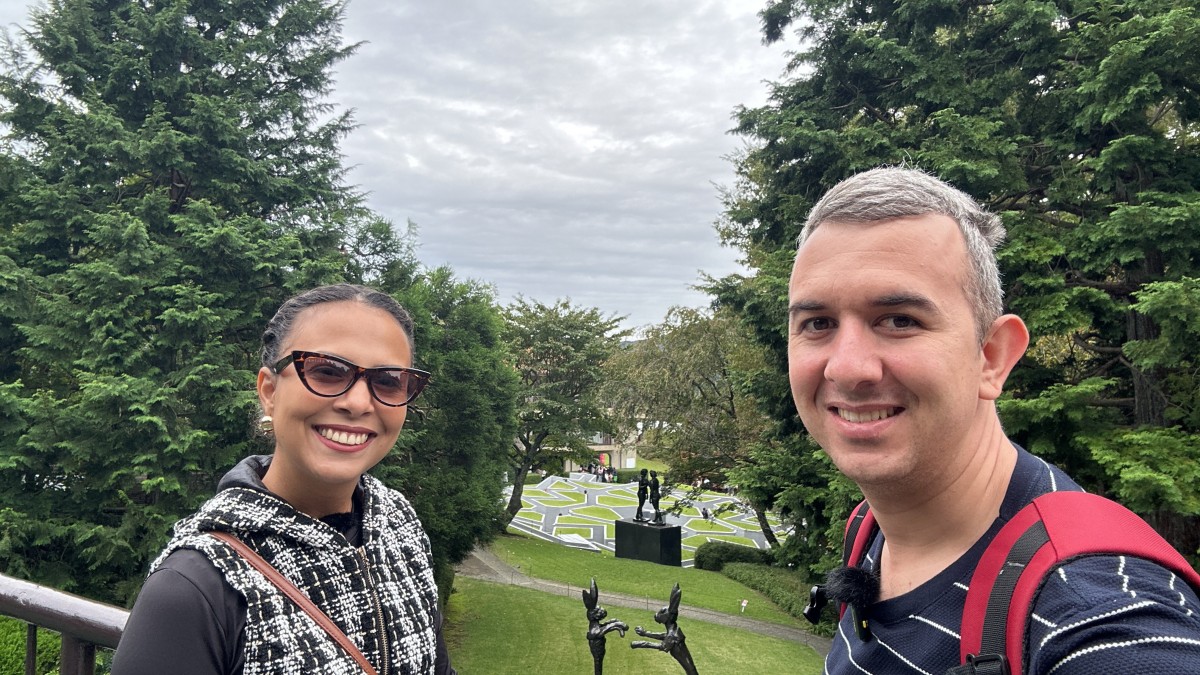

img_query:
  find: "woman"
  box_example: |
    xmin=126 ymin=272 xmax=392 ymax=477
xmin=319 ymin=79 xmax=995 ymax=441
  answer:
xmin=113 ymin=284 xmax=455 ymax=674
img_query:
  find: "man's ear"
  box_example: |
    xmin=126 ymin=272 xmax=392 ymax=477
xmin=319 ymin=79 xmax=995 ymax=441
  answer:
xmin=979 ymin=314 xmax=1029 ymax=401
xmin=256 ymin=367 xmax=277 ymax=417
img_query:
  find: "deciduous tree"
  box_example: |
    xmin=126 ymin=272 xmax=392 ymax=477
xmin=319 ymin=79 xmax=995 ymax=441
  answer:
xmin=501 ymin=298 xmax=626 ymax=525
xmin=602 ymin=306 xmax=783 ymax=545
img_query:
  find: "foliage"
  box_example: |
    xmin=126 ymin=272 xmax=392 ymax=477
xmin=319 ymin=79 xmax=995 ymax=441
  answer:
xmin=0 ymin=617 xmax=60 ymax=675
xmin=446 ymin=577 xmax=825 ymax=674
xmin=0 ymin=0 xmax=514 ymax=607
xmin=601 ymin=306 xmax=784 ymax=543
xmin=693 ymin=541 xmax=774 ymax=571
xmin=716 ymin=0 xmax=1200 ymax=572
xmin=0 ymin=0 xmax=357 ymax=604
xmin=370 ymin=263 xmax=520 ymax=598
xmin=501 ymin=298 xmax=628 ymax=524
xmin=488 ymin=534 xmax=803 ymax=626
xmin=719 ymin=562 xmax=835 ymax=636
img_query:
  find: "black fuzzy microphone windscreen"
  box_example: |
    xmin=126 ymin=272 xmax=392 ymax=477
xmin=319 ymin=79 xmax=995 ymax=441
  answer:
xmin=825 ymin=565 xmax=881 ymax=608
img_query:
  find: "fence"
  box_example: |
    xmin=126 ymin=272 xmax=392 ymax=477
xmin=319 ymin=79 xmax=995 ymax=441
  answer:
xmin=0 ymin=572 xmax=127 ymax=675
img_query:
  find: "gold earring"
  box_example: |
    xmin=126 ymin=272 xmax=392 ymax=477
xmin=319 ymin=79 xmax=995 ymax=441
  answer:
xmin=258 ymin=415 xmax=274 ymax=433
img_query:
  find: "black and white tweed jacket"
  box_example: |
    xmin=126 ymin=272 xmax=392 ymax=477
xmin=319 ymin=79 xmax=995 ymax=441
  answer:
xmin=155 ymin=467 xmax=440 ymax=675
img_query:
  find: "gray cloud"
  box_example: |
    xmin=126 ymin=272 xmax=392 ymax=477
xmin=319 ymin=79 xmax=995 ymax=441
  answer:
xmin=0 ymin=0 xmax=789 ymax=331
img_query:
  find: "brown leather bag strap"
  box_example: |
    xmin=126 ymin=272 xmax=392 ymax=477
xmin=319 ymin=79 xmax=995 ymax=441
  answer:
xmin=208 ymin=531 xmax=379 ymax=675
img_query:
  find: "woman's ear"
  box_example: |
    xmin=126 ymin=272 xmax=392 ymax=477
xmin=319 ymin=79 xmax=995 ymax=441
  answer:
xmin=256 ymin=367 xmax=277 ymax=417
xmin=979 ymin=314 xmax=1030 ymax=401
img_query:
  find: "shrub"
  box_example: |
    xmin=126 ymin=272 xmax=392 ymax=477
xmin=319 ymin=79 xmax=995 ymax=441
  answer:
xmin=720 ymin=562 xmax=835 ymax=637
xmin=693 ymin=541 xmax=773 ymax=571
xmin=0 ymin=617 xmax=61 ymax=675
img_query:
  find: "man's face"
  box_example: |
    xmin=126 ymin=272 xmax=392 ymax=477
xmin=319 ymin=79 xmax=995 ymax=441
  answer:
xmin=787 ymin=215 xmax=993 ymax=490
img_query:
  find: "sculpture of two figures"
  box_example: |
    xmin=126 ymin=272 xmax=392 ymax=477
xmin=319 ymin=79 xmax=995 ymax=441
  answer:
xmin=582 ymin=579 xmax=698 ymax=675
xmin=631 ymin=583 xmax=698 ymax=675
xmin=635 ymin=468 xmax=650 ymax=521
xmin=634 ymin=468 xmax=665 ymax=525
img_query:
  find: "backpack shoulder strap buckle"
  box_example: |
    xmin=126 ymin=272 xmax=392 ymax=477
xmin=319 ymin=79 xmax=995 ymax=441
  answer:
xmin=946 ymin=652 xmax=1009 ymax=675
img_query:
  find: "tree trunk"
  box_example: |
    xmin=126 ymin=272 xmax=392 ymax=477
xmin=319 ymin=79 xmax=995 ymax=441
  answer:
xmin=755 ymin=507 xmax=779 ymax=548
xmin=502 ymin=463 xmax=531 ymax=526
xmin=1127 ymin=250 xmax=1168 ymax=426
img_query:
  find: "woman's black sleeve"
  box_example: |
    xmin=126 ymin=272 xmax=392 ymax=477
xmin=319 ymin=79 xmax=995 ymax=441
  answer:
xmin=111 ymin=549 xmax=244 ymax=675
xmin=434 ymin=606 xmax=457 ymax=675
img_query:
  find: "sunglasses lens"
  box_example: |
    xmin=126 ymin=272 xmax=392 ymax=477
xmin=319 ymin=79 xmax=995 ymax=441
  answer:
xmin=367 ymin=370 xmax=412 ymax=405
xmin=301 ymin=356 xmax=355 ymax=395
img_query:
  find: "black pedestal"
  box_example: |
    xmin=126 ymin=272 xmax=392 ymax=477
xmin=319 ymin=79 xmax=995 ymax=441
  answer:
xmin=615 ymin=519 xmax=682 ymax=567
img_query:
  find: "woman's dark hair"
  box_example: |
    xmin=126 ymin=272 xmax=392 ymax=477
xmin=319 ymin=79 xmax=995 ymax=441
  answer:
xmin=260 ymin=283 xmax=416 ymax=367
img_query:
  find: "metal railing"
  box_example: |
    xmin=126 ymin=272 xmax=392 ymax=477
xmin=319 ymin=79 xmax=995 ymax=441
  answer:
xmin=0 ymin=572 xmax=128 ymax=675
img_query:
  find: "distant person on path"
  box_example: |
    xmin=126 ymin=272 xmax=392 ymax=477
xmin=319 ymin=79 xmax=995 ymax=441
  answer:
xmin=113 ymin=284 xmax=454 ymax=675
xmin=789 ymin=167 xmax=1200 ymax=673
xmin=635 ymin=468 xmax=650 ymax=521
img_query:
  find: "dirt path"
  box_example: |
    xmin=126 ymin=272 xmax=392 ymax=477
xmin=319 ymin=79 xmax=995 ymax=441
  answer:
xmin=455 ymin=547 xmax=833 ymax=657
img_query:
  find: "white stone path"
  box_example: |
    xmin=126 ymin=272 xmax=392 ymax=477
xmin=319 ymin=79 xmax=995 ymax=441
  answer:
xmin=505 ymin=473 xmax=790 ymax=567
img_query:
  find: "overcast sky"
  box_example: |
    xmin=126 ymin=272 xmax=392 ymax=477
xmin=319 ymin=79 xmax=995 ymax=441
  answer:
xmin=0 ymin=0 xmax=792 ymax=332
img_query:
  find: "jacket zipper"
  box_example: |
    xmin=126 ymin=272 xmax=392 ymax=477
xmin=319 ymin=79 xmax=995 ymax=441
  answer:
xmin=354 ymin=545 xmax=391 ymax=675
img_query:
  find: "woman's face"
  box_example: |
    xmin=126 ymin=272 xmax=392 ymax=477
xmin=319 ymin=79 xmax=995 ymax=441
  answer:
xmin=256 ymin=300 xmax=413 ymax=513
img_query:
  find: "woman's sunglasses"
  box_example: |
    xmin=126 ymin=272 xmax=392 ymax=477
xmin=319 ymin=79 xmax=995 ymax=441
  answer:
xmin=271 ymin=351 xmax=431 ymax=407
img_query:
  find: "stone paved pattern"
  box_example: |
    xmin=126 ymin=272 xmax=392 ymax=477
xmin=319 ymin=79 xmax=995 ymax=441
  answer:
xmin=505 ymin=473 xmax=788 ymax=566
xmin=455 ymin=546 xmax=833 ymax=656
xmin=461 ymin=473 xmax=832 ymax=656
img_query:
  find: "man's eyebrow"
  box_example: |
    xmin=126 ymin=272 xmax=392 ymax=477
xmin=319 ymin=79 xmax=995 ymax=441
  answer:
xmin=872 ymin=293 xmax=940 ymax=313
xmin=788 ymin=300 xmax=825 ymax=315
xmin=787 ymin=294 xmax=941 ymax=315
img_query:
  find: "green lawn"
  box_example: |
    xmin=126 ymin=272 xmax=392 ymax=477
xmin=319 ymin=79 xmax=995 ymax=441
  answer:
xmin=597 ymin=494 xmax=636 ymax=507
xmin=554 ymin=526 xmax=595 ymax=539
xmin=635 ymin=457 xmax=670 ymax=473
xmin=489 ymin=534 xmax=805 ymax=627
xmin=513 ymin=511 xmax=543 ymax=524
xmin=446 ymin=577 xmax=824 ymax=674
xmin=556 ymin=515 xmax=615 ymax=538
xmin=682 ymin=534 xmax=758 ymax=548
xmin=573 ymin=505 xmax=623 ymax=521
xmin=685 ymin=519 xmax=736 ymax=533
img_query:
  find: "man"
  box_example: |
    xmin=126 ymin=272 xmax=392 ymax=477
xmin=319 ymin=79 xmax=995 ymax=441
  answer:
xmin=787 ymin=167 xmax=1200 ymax=673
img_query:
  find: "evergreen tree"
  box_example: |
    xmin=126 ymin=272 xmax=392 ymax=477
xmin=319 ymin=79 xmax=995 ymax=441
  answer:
xmin=364 ymin=242 xmax=519 ymax=601
xmin=718 ymin=0 xmax=1200 ymax=572
xmin=0 ymin=0 xmax=508 ymax=605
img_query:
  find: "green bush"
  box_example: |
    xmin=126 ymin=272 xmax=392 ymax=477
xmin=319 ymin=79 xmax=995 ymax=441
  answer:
xmin=693 ymin=541 xmax=773 ymax=571
xmin=0 ymin=617 xmax=61 ymax=675
xmin=720 ymin=562 xmax=835 ymax=637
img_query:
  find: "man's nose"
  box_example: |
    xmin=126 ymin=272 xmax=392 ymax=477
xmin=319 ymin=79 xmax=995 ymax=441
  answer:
xmin=823 ymin=323 xmax=884 ymax=387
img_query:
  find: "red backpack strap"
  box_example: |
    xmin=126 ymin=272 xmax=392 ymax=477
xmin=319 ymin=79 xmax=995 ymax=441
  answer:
xmin=837 ymin=500 xmax=878 ymax=620
xmin=956 ymin=491 xmax=1200 ymax=675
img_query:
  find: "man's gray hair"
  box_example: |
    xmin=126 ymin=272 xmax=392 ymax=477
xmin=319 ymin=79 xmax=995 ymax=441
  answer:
xmin=798 ymin=166 xmax=1005 ymax=341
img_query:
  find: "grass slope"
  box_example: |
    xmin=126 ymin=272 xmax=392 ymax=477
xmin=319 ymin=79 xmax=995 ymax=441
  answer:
xmin=489 ymin=534 xmax=804 ymax=627
xmin=446 ymin=577 xmax=823 ymax=674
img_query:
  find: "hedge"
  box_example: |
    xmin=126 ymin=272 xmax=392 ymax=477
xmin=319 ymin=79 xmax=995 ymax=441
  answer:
xmin=720 ymin=562 xmax=835 ymax=637
xmin=692 ymin=541 xmax=773 ymax=571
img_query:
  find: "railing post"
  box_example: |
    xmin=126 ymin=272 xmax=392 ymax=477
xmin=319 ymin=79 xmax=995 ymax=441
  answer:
xmin=60 ymin=634 xmax=96 ymax=675
xmin=25 ymin=623 xmax=36 ymax=675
